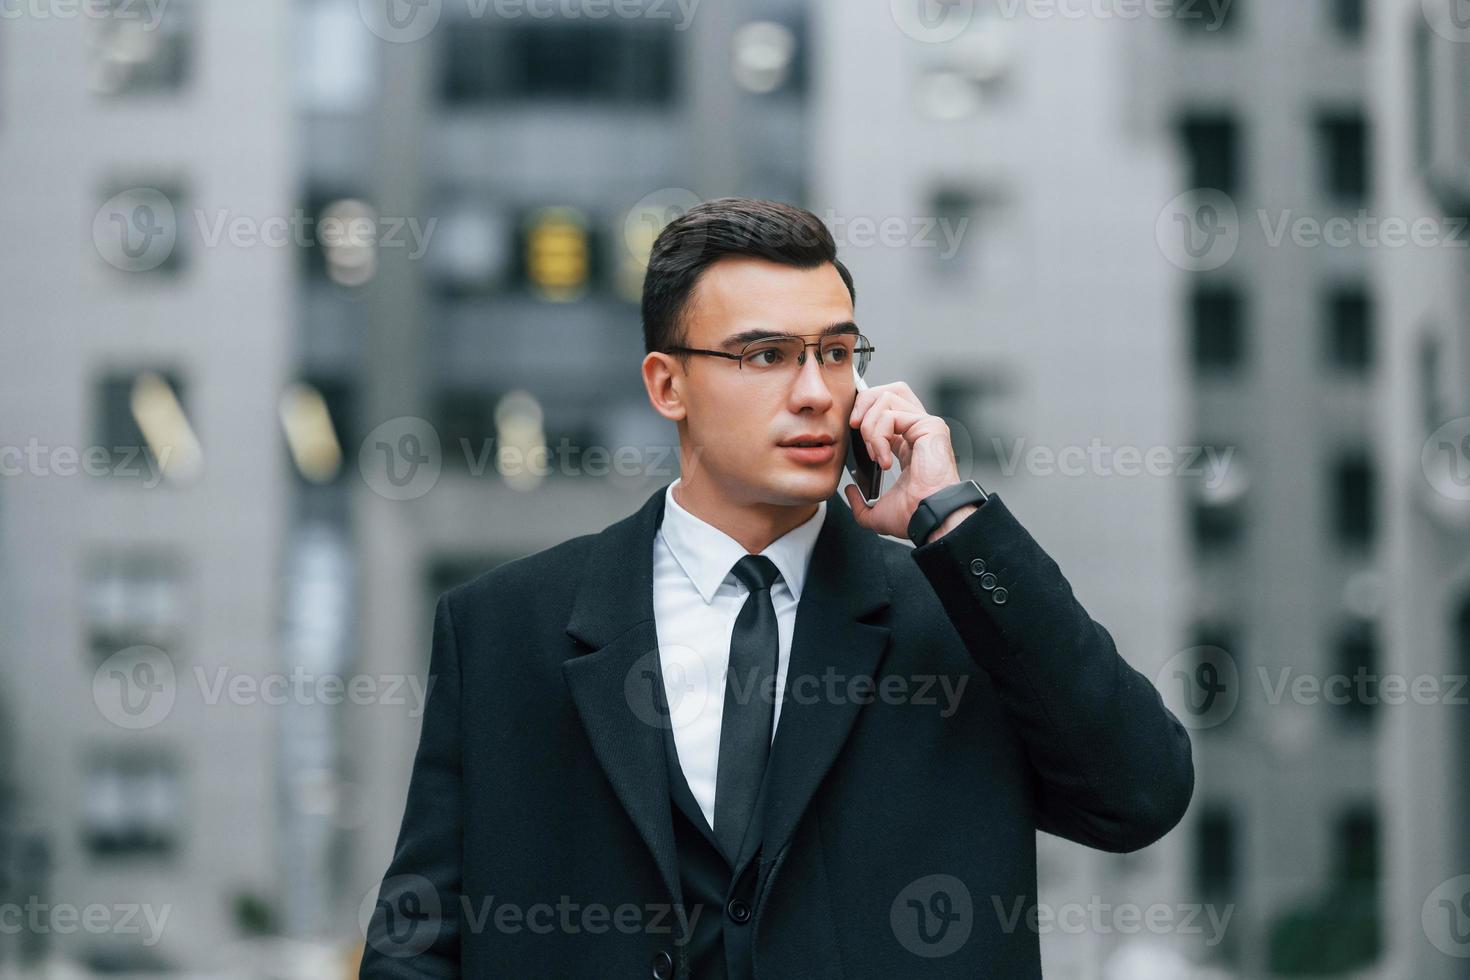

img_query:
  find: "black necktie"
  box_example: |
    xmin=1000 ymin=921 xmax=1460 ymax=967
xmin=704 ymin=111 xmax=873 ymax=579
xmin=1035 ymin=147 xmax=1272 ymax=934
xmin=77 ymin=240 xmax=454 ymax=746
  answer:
xmin=713 ymin=554 xmax=781 ymax=862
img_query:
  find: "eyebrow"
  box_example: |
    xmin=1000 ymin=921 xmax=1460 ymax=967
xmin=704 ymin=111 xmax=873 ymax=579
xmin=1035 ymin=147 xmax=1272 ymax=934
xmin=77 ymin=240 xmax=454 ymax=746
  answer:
xmin=717 ymin=321 xmax=860 ymax=351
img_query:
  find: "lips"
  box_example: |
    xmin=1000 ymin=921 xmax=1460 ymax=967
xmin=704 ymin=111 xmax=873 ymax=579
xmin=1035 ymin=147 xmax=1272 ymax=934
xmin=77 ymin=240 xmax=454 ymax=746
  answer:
xmin=778 ymin=435 xmax=836 ymax=448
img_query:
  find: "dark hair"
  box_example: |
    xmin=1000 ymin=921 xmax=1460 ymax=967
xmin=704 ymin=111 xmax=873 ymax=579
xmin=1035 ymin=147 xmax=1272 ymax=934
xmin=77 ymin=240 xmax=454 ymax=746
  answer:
xmin=641 ymin=197 xmax=856 ymax=356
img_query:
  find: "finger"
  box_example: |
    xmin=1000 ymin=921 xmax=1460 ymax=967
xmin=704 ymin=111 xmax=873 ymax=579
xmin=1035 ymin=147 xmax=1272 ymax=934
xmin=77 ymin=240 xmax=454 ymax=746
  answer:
xmin=857 ymin=391 xmax=896 ymax=462
xmin=848 ymin=383 xmax=880 ymax=428
xmin=887 ymin=381 xmax=927 ymax=415
xmin=872 ymin=408 xmax=929 ymax=468
xmin=843 ymin=483 xmax=872 ymax=524
xmin=850 ymin=381 xmax=920 ymax=431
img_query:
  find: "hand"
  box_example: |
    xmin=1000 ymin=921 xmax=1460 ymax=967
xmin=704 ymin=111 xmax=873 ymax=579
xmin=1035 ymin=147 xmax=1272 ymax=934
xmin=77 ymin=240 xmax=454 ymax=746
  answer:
xmin=842 ymin=381 xmax=964 ymax=539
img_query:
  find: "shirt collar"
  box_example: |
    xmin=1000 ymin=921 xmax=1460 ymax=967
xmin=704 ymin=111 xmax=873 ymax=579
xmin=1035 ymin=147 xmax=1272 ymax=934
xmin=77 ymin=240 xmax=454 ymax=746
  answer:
xmin=658 ymin=477 xmax=827 ymax=605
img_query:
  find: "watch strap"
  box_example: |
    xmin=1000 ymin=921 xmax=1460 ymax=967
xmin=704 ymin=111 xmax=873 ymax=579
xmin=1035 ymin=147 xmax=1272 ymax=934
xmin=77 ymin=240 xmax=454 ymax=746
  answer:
xmin=907 ymin=480 xmax=989 ymax=547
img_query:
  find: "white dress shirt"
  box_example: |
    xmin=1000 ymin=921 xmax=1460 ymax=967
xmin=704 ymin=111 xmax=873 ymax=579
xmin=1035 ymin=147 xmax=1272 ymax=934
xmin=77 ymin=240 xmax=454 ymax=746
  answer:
xmin=652 ymin=478 xmax=827 ymax=834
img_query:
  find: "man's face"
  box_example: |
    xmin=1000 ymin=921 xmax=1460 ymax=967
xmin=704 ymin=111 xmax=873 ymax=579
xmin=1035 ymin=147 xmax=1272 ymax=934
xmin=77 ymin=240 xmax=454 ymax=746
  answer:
xmin=672 ymin=256 xmax=859 ymax=507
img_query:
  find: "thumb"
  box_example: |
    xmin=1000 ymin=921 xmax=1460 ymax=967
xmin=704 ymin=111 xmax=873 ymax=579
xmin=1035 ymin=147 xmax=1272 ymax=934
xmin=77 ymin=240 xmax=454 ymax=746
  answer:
xmin=843 ymin=484 xmax=873 ymax=525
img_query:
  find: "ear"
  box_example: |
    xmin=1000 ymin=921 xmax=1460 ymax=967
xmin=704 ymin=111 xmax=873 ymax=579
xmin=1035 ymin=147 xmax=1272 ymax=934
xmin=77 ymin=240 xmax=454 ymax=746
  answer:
xmin=642 ymin=351 xmax=687 ymax=422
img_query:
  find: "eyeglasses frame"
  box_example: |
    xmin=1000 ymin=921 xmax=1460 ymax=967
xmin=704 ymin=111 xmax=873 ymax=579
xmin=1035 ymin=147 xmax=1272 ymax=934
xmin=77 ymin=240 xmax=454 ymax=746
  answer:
xmin=663 ymin=332 xmax=877 ymax=379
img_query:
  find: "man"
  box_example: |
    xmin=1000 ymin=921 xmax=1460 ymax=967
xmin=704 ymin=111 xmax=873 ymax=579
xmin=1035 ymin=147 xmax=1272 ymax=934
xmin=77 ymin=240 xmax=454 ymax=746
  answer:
xmin=360 ymin=198 xmax=1194 ymax=979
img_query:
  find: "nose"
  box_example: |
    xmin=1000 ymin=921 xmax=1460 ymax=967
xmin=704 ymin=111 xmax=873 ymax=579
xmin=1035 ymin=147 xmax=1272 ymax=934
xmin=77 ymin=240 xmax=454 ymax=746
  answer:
xmin=788 ymin=348 xmax=836 ymax=409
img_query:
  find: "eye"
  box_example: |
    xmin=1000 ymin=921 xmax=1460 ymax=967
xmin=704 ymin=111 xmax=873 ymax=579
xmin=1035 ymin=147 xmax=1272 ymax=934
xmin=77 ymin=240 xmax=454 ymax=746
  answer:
xmin=746 ymin=346 xmax=785 ymax=367
xmin=824 ymin=345 xmax=850 ymax=364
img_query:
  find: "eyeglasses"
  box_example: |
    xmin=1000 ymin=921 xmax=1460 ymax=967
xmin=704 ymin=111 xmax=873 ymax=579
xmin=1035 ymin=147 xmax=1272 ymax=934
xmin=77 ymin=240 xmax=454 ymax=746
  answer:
xmin=666 ymin=333 xmax=875 ymax=385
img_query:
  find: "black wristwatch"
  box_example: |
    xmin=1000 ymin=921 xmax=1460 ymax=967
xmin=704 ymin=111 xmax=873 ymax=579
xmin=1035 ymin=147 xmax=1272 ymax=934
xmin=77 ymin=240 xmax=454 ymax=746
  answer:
xmin=907 ymin=479 xmax=989 ymax=547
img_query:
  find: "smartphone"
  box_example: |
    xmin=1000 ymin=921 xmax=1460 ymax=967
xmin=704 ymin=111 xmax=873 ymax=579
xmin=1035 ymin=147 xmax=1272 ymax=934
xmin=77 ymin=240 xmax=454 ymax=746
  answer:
xmin=845 ymin=369 xmax=883 ymax=503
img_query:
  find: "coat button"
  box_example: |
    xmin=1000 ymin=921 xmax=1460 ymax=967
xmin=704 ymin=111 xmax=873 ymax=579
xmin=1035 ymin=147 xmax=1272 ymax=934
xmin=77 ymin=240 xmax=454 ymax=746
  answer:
xmin=651 ymin=948 xmax=674 ymax=979
xmin=727 ymin=898 xmax=752 ymax=923
xmin=969 ymin=558 xmax=987 ymax=576
xmin=992 ymin=587 xmax=1009 ymax=605
xmin=979 ymin=571 xmax=997 ymax=591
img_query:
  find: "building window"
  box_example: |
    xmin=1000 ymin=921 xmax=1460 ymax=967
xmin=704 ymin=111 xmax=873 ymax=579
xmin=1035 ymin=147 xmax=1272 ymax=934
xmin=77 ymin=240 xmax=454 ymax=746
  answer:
xmin=298 ymin=0 xmax=376 ymax=113
xmin=930 ymin=369 xmax=1018 ymax=470
xmin=281 ymin=376 xmax=353 ymax=488
xmin=518 ymin=207 xmax=597 ymax=301
xmin=1329 ymin=451 xmax=1376 ymax=549
xmin=1324 ymin=285 xmax=1374 ymax=374
xmin=89 ymin=0 xmax=193 ymax=95
xmin=1334 ymin=805 xmax=1380 ymax=885
xmin=1269 ymin=806 xmax=1381 ymax=971
xmin=1418 ymin=328 xmax=1445 ymax=432
xmin=732 ymin=17 xmax=806 ymax=97
xmin=1332 ymin=619 xmax=1377 ymax=725
xmin=298 ymin=190 xmax=378 ymax=288
xmin=1413 ymin=19 xmax=1434 ymax=176
xmin=441 ymin=21 xmax=677 ymax=106
xmin=1316 ymin=111 xmax=1371 ymax=205
xmin=85 ymin=554 xmax=185 ymax=663
xmin=94 ymin=181 xmax=187 ymax=277
xmin=82 ymin=752 xmax=182 ymax=859
xmin=926 ymin=185 xmax=981 ymax=277
xmin=1179 ymin=113 xmax=1242 ymax=195
xmin=1331 ymin=0 xmax=1364 ymax=39
xmin=425 ymin=198 xmax=514 ymax=298
xmin=93 ymin=370 xmax=198 ymax=481
xmin=1172 ymin=0 xmax=1238 ymax=34
xmin=1191 ymin=283 xmax=1246 ymax=375
xmin=1190 ymin=451 xmax=1247 ymax=555
xmin=1194 ymin=804 xmax=1238 ymax=899
xmin=434 ymin=388 xmax=496 ymax=472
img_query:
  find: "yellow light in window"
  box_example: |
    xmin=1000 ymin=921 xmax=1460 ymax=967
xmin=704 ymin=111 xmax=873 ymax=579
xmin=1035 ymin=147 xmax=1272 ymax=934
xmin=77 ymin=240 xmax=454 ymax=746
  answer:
xmin=526 ymin=207 xmax=588 ymax=302
xmin=130 ymin=372 xmax=203 ymax=483
xmin=278 ymin=383 xmax=343 ymax=484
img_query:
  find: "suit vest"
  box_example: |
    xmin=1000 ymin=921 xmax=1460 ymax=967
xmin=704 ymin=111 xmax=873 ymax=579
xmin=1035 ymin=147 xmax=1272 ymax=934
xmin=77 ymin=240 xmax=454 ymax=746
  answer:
xmin=659 ymin=714 xmax=767 ymax=980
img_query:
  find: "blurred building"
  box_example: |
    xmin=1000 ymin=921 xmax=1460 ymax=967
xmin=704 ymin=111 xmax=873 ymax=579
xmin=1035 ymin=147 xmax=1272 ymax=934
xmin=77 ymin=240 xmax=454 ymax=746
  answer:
xmin=1127 ymin=0 xmax=1390 ymax=975
xmin=322 ymin=0 xmax=819 ymax=950
xmin=0 ymin=0 xmax=294 ymax=972
xmin=814 ymin=5 xmax=1189 ymax=978
xmin=2 ymin=0 xmax=1465 ymax=976
xmin=1375 ymin=1 xmax=1470 ymax=978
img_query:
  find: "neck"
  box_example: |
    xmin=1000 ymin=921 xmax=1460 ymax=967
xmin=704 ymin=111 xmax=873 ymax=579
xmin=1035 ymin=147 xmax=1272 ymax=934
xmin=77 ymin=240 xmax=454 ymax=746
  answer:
xmin=672 ymin=476 xmax=820 ymax=555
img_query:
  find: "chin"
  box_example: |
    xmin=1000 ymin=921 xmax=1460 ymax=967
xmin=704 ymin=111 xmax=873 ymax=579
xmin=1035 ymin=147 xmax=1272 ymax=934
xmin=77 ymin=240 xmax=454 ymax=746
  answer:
xmin=767 ymin=467 xmax=841 ymax=504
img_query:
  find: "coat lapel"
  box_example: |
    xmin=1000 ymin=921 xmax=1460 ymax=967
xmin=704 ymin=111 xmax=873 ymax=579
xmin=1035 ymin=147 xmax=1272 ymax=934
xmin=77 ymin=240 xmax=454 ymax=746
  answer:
xmin=562 ymin=482 xmax=894 ymax=908
xmin=738 ymin=495 xmax=893 ymax=874
xmin=562 ymin=486 xmax=683 ymax=908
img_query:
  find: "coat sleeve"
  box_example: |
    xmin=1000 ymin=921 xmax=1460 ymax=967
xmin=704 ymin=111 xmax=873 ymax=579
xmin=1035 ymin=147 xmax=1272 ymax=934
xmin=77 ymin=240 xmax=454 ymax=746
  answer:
xmin=910 ymin=492 xmax=1194 ymax=853
xmin=360 ymin=593 xmax=464 ymax=978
